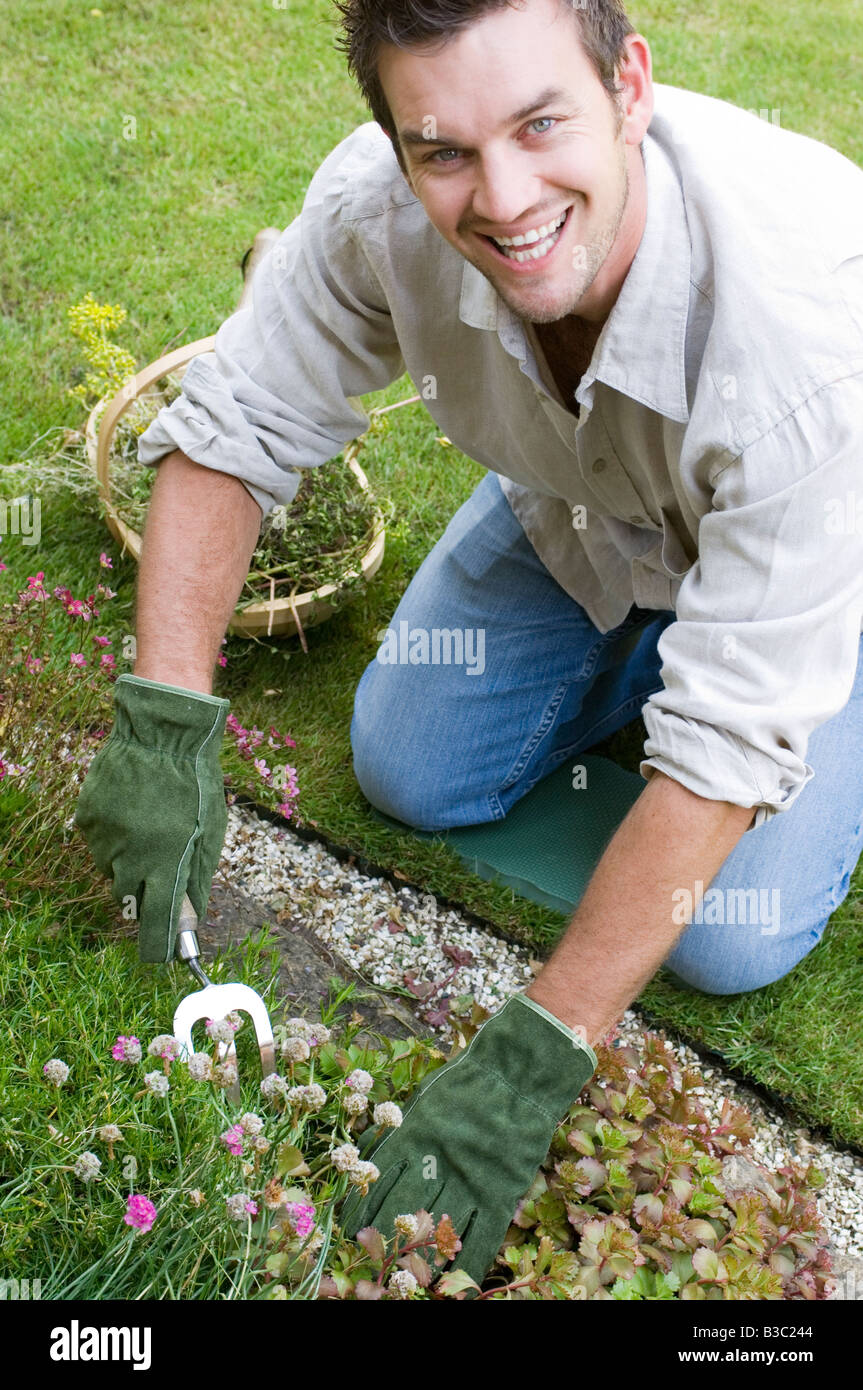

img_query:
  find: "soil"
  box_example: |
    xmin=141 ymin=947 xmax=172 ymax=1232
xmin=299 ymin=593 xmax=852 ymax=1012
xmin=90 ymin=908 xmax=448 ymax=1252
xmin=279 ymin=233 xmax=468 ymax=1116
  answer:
xmin=202 ymin=877 xmax=427 ymax=1049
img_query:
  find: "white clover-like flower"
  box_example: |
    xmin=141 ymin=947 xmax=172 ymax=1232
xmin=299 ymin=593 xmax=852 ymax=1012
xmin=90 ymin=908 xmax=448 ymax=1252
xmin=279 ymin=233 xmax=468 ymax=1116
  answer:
xmin=249 ymin=1134 xmax=271 ymax=1155
xmin=394 ymin=1214 xmax=418 ymax=1239
xmin=260 ymin=1072 xmax=288 ymax=1100
xmin=98 ymin=1123 xmax=123 ymax=1144
xmin=387 ymin=1269 xmax=419 ymax=1299
xmin=347 ymin=1160 xmax=380 ymax=1193
xmin=307 ymin=1024 xmax=331 ymax=1048
xmin=144 ymin=1071 xmax=170 ymax=1097
xmin=206 ymin=1018 xmax=236 ymax=1045
xmin=343 ymin=1091 xmax=368 ymax=1117
xmin=329 ymin=1142 xmax=360 ymax=1173
xmin=301 ymin=1083 xmax=327 ymax=1111
xmin=344 ymin=1068 xmax=374 ymax=1094
xmin=281 ymin=1036 xmax=310 ymax=1064
xmin=373 ymin=1101 xmax=403 ymax=1129
xmin=186 ymin=1051 xmax=213 ymax=1082
xmin=213 ymin=1060 xmax=239 ymax=1090
xmin=74 ymin=1151 xmax=102 ymax=1183
xmin=225 ymin=1193 xmax=252 ymax=1221
xmin=188 ymin=1189 xmax=206 ymax=1208
xmin=42 ymin=1058 xmax=70 ymax=1087
xmin=239 ymin=1112 xmax=265 ymax=1135
xmin=283 ymin=1018 xmax=313 ymax=1041
xmin=147 ymin=1034 xmax=180 ymax=1061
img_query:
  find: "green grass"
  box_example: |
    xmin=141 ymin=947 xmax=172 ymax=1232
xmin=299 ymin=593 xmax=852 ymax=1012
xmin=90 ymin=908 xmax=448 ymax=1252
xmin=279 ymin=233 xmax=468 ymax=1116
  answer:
xmin=2 ymin=0 xmax=863 ymax=1186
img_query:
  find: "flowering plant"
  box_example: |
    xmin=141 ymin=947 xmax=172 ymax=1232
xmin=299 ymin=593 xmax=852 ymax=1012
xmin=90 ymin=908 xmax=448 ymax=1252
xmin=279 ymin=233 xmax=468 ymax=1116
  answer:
xmin=22 ymin=981 xmax=837 ymax=1302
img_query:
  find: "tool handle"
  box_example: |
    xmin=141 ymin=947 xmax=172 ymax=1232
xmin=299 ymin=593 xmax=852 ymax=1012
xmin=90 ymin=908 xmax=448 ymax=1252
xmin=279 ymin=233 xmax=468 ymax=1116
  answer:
xmin=175 ymin=894 xmax=211 ymax=988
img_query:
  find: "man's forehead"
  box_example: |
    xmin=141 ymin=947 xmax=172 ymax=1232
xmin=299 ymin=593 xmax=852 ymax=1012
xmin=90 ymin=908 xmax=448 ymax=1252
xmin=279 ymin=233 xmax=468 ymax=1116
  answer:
xmin=377 ymin=6 xmax=595 ymax=137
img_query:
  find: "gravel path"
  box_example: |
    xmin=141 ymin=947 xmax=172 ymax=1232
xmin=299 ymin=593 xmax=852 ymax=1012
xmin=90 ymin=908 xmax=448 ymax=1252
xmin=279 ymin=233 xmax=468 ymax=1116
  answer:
xmin=219 ymin=801 xmax=863 ymax=1297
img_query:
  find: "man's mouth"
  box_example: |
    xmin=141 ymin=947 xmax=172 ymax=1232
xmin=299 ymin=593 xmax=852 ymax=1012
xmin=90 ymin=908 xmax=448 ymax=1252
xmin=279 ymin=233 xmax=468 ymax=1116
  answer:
xmin=481 ymin=208 xmax=570 ymax=265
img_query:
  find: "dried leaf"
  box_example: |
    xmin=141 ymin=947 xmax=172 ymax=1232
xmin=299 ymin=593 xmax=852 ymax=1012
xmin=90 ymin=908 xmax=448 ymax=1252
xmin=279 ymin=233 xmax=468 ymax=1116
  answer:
xmin=434 ymin=1213 xmax=463 ymax=1263
xmin=441 ymin=943 xmax=474 ymax=965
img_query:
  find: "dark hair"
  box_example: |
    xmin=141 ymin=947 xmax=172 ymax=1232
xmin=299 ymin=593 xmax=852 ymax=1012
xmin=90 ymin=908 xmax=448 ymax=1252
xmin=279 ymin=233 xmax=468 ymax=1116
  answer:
xmin=334 ymin=0 xmax=636 ymax=142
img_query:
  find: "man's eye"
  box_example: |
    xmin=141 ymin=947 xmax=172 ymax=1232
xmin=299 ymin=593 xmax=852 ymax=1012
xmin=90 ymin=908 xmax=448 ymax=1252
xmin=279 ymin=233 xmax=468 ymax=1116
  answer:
xmin=431 ymin=148 xmax=462 ymax=164
xmin=529 ymin=117 xmax=555 ymax=134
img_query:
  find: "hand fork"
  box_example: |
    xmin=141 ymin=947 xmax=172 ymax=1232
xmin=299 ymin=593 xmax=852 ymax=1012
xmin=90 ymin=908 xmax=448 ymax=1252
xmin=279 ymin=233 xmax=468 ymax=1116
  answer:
xmin=172 ymin=893 xmax=277 ymax=1107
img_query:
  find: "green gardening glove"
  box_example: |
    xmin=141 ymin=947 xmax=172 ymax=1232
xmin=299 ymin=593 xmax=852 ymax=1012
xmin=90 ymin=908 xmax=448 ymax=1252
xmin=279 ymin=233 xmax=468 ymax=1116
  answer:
xmin=74 ymin=674 xmax=230 ymax=964
xmin=339 ymin=992 xmax=597 ymax=1292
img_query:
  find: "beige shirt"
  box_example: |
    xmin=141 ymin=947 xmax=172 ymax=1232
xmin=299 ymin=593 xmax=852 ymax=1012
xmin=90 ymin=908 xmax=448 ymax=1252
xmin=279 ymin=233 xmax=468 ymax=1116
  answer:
xmin=139 ymin=82 xmax=863 ymax=829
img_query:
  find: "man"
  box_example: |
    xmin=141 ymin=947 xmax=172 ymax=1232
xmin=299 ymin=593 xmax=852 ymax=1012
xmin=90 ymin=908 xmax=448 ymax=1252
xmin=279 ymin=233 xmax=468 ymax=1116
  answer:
xmin=75 ymin=0 xmax=863 ymax=1288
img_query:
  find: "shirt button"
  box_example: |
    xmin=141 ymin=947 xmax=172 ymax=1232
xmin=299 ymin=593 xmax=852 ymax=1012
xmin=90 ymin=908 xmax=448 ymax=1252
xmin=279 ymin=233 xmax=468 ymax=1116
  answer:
xmin=629 ymin=514 xmax=646 ymax=525
xmin=592 ymin=457 xmax=607 ymax=473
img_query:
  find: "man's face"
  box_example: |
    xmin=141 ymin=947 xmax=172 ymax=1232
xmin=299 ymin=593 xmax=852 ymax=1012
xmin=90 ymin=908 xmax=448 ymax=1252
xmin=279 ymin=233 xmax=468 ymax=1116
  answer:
xmin=377 ymin=0 xmax=652 ymax=325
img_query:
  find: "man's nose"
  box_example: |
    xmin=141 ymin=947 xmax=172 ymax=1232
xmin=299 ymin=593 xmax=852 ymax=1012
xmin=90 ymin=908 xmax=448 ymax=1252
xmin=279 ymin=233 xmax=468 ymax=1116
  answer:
xmin=470 ymin=147 xmax=542 ymax=229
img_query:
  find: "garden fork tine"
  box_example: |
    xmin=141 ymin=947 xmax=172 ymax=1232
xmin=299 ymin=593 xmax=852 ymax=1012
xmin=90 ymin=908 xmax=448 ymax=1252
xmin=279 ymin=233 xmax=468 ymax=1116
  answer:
xmin=172 ymin=894 xmax=277 ymax=1107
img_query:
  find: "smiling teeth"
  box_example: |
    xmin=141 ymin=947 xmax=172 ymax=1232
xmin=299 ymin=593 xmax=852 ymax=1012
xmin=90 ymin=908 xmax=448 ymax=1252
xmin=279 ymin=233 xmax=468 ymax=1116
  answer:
xmin=492 ymin=211 xmax=567 ymax=262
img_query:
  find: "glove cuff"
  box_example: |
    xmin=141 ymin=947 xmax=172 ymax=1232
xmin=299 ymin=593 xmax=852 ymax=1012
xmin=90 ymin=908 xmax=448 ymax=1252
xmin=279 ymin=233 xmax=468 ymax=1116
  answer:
xmin=112 ymin=674 xmax=230 ymax=759
xmin=515 ymin=993 xmax=598 ymax=1072
xmin=121 ymin=673 xmax=229 ymax=706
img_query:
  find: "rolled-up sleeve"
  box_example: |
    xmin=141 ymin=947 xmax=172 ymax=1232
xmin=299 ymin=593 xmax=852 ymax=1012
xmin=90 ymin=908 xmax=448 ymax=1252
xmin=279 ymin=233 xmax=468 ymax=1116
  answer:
xmin=137 ymin=125 xmax=405 ymax=520
xmin=640 ymin=370 xmax=863 ymax=829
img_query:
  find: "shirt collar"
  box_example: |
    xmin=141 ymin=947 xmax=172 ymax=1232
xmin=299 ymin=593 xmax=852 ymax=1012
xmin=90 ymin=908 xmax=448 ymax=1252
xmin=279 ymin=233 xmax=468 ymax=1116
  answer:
xmin=457 ymin=128 xmax=692 ymax=424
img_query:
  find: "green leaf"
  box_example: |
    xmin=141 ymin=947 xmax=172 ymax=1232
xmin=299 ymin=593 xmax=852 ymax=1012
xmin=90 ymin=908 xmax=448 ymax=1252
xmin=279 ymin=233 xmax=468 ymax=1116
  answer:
xmin=276 ymin=1143 xmax=309 ymax=1178
xmin=436 ymin=1268 xmax=481 ymax=1297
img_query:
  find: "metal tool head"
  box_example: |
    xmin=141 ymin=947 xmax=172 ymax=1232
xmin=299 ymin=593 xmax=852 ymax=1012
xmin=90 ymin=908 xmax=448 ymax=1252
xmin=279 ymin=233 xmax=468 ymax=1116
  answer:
xmin=173 ymin=895 xmax=277 ymax=1106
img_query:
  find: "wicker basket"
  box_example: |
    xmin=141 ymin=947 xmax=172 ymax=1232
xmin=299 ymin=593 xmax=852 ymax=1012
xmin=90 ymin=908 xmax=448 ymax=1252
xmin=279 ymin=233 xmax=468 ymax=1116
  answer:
xmin=84 ymin=336 xmax=392 ymax=640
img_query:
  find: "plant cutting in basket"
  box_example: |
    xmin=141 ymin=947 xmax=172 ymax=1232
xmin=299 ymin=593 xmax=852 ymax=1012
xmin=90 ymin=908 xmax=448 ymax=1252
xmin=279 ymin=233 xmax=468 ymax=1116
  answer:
xmin=5 ymin=290 xmax=416 ymax=646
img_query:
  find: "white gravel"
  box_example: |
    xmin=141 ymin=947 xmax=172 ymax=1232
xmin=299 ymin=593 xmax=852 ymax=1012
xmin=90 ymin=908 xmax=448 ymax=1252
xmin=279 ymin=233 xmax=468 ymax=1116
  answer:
xmin=219 ymin=801 xmax=863 ymax=1288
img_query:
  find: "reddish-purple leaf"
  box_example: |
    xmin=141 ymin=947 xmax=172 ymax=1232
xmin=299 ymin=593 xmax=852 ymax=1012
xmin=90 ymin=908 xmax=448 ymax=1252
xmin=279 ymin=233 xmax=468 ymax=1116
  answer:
xmin=442 ymin=943 xmax=474 ymax=965
xmin=356 ymin=1225 xmax=386 ymax=1264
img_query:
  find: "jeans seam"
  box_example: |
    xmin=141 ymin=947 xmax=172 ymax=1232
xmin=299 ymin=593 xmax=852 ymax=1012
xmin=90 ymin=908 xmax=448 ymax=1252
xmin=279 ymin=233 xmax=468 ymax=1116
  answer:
xmin=498 ymin=680 xmax=570 ymax=793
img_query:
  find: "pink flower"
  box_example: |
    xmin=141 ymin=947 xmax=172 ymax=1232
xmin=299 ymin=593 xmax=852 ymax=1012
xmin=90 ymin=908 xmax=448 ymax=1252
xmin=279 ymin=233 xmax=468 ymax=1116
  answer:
xmin=284 ymin=1201 xmax=316 ymax=1239
xmin=124 ymin=1194 xmax=157 ymax=1232
xmin=65 ymin=599 xmax=90 ymax=620
xmin=253 ymin=757 xmax=271 ymax=781
xmin=53 ymin=586 xmax=72 ymax=603
xmin=96 ymin=584 xmax=117 ymax=598
xmin=269 ymin=725 xmax=296 ymax=749
xmin=93 ymin=635 xmax=111 ymax=647
xmin=69 ymin=653 xmax=87 ymax=668
xmin=0 ymin=559 xmax=6 ymax=572
xmin=99 ymin=553 xmax=113 ymax=569
xmin=217 ymin=653 xmax=227 ymax=667
xmin=220 ymin=1124 xmax=245 ymax=1157
xmin=245 ymin=1200 xmax=258 ymax=1217
xmin=112 ymin=1035 xmax=142 ymax=1063
xmin=24 ymin=655 xmax=44 ymax=673
xmin=276 ymin=801 xmax=294 ymax=819
xmin=100 ymin=653 xmax=116 ymax=672
xmin=27 ymin=571 xmax=45 ymax=587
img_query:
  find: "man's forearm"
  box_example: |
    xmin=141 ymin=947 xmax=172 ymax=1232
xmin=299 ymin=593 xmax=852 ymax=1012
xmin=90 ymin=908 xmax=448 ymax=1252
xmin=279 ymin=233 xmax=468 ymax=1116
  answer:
xmin=525 ymin=770 xmax=756 ymax=1046
xmin=132 ymin=450 xmax=263 ymax=693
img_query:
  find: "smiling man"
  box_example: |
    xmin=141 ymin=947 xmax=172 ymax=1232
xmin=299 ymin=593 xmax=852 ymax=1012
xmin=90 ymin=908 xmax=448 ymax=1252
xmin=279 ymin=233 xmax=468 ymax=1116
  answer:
xmin=76 ymin=0 xmax=863 ymax=1292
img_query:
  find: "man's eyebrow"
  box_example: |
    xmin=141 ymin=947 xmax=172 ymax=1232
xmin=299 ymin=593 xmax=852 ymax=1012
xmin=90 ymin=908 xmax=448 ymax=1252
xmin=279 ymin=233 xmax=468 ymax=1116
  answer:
xmin=398 ymin=86 xmax=570 ymax=149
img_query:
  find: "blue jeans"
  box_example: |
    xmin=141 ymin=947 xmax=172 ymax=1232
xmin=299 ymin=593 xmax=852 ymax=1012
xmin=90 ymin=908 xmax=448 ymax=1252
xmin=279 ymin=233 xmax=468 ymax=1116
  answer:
xmin=350 ymin=471 xmax=863 ymax=995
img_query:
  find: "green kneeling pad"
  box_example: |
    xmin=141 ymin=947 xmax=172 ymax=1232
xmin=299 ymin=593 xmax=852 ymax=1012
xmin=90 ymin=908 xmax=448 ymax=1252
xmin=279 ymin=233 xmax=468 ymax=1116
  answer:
xmin=369 ymin=754 xmax=645 ymax=917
